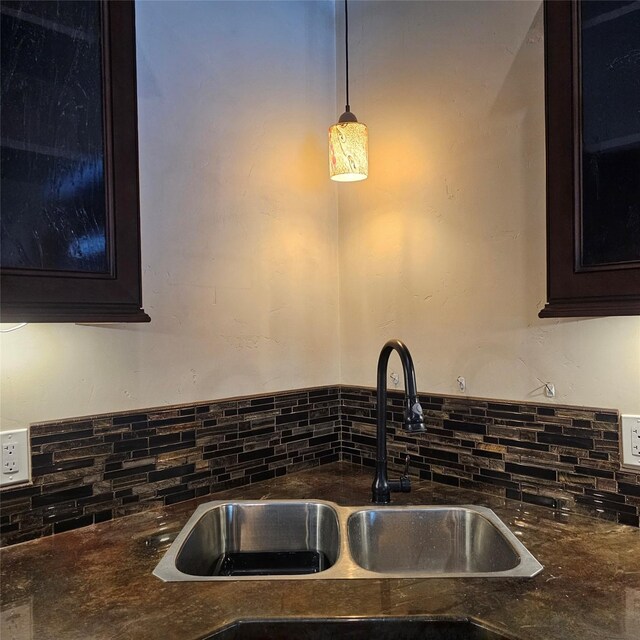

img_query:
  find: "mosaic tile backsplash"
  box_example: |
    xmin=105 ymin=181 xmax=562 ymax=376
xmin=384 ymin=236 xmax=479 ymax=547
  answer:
xmin=1 ymin=385 xmax=638 ymax=545
xmin=341 ymin=387 xmax=639 ymax=528
xmin=0 ymin=387 xmax=341 ymax=546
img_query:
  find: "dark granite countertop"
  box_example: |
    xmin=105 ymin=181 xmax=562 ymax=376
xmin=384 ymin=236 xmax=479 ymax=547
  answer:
xmin=1 ymin=462 xmax=639 ymax=640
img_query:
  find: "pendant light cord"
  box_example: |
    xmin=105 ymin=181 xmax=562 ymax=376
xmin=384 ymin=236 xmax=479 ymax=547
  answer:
xmin=344 ymin=0 xmax=350 ymax=112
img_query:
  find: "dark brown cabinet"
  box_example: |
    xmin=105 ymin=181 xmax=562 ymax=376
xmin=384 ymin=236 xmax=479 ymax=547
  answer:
xmin=540 ymin=0 xmax=640 ymax=318
xmin=0 ymin=0 xmax=149 ymax=323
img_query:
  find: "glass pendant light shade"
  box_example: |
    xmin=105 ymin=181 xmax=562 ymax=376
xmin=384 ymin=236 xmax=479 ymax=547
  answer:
xmin=330 ymin=0 xmax=368 ymax=183
xmin=329 ymin=118 xmax=368 ymax=182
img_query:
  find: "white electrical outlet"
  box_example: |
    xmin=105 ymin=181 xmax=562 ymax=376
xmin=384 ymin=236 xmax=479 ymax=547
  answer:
xmin=0 ymin=429 xmax=31 ymax=487
xmin=621 ymin=415 xmax=640 ymax=470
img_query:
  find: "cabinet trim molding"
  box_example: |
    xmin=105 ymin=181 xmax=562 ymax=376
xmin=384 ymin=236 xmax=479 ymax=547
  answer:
xmin=540 ymin=0 xmax=640 ymax=318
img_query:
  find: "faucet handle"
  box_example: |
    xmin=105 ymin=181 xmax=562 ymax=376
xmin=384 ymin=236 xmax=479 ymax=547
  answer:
xmin=388 ymin=456 xmax=412 ymax=494
xmin=402 ymin=455 xmax=410 ymax=478
xmin=397 ymin=455 xmax=412 ymax=493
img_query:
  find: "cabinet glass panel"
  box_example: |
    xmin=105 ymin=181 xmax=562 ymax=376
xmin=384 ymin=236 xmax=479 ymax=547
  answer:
xmin=0 ymin=0 xmax=109 ymax=273
xmin=580 ymin=0 xmax=640 ymax=268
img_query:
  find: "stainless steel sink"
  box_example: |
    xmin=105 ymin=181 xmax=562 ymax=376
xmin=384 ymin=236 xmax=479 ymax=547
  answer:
xmin=154 ymin=500 xmax=341 ymax=581
xmin=347 ymin=505 xmax=540 ymax=578
xmin=153 ymin=500 xmax=542 ymax=581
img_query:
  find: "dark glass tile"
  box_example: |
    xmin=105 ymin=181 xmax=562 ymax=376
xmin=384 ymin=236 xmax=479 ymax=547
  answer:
xmin=537 ymin=432 xmax=594 ymax=450
xmin=0 ymin=485 xmax=42 ymax=504
xmin=473 ymin=449 xmax=502 ymax=460
xmin=595 ymin=412 xmax=618 ymax=423
xmin=479 ymin=468 xmax=511 ymax=480
xmin=149 ymin=433 xmax=181 ymax=447
xmin=78 ymin=492 xmax=114 ymax=506
xmin=488 ymin=403 xmax=517 ymax=412
xmin=113 ymin=437 xmax=148 ymax=453
xmin=432 ymin=472 xmax=459 ymax=487
xmin=618 ymin=513 xmax=640 ymax=527
xmin=237 ymin=447 xmax=274 ymax=463
xmin=505 ymin=462 xmax=557 ymax=481
xmin=31 ymin=453 xmax=54 ymax=469
xmin=250 ymin=396 xmax=276 ymax=406
xmin=521 ymin=492 xmax=559 ymax=509
xmin=280 ymin=432 xmax=312 ymax=445
xmin=574 ymin=466 xmax=615 ymax=480
xmin=575 ymin=495 xmax=636 ymax=514
xmin=103 ymin=464 xmax=155 ymax=480
xmin=238 ymin=404 xmax=274 ymax=415
xmin=93 ymin=510 xmax=113 ymax=524
xmin=53 ymin=514 xmax=94 ymax=534
xmin=618 ymin=482 xmax=640 ymax=498
xmin=443 ymin=420 xmax=486 ymax=435
xmin=34 ymin=458 xmax=95 ymax=476
xmin=164 ymin=489 xmax=196 ymax=506
xmin=250 ymin=469 xmax=276 ymax=483
xmin=418 ymin=447 xmax=459 ymax=463
xmin=31 ymin=429 xmax=94 ymax=446
xmin=148 ymin=464 xmax=195 ymax=482
xmin=309 ymin=434 xmax=338 ymax=447
xmin=584 ymin=488 xmax=626 ymax=504
xmin=275 ymin=411 xmax=309 ymax=426
xmin=32 ymin=485 xmax=93 ymax=507
xmin=542 ymin=424 xmax=563 ymax=434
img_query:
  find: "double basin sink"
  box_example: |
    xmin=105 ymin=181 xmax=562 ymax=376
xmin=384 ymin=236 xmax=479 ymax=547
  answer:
xmin=153 ymin=500 xmax=542 ymax=581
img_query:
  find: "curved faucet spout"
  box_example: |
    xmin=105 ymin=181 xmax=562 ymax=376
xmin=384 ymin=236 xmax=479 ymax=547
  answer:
xmin=372 ymin=339 xmax=425 ymax=504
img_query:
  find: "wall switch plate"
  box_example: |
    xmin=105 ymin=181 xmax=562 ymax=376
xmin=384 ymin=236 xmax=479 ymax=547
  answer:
xmin=0 ymin=428 xmax=31 ymax=487
xmin=621 ymin=415 xmax=640 ymax=470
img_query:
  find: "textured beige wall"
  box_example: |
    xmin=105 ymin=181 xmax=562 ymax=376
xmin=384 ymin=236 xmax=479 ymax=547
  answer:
xmin=338 ymin=0 xmax=640 ymax=414
xmin=0 ymin=1 xmax=340 ymax=428
xmin=2 ymin=0 xmax=639 ymax=432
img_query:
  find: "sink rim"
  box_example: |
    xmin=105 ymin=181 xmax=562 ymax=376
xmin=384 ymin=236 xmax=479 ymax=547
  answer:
xmin=153 ymin=498 xmax=344 ymax=582
xmin=346 ymin=504 xmax=542 ymax=578
xmin=153 ymin=500 xmax=543 ymax=582
xmin=203 ymin=615 xmax=521 ymax=640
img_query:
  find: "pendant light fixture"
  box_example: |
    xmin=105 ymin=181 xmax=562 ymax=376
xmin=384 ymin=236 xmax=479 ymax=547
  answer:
xmin=329 ymin=0 xmax=368 ymax=182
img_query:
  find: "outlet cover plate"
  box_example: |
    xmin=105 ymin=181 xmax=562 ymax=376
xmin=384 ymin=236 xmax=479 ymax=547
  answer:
xmin=0 ymin=428 xmax=31 ymax=487
xmin=621 ymin=415 xmax=640 ymax=470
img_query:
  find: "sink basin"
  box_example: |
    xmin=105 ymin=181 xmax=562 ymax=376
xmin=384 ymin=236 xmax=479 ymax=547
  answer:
xmin=153 ymin=500 xmax=542 ymax=581
xmin=347 ymin=505 xmax=540 ymax=577
xmin=154 ymin=500 xmax=341 ymax=581
xmin=204 ymin=617 xmax=516 ymax=639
